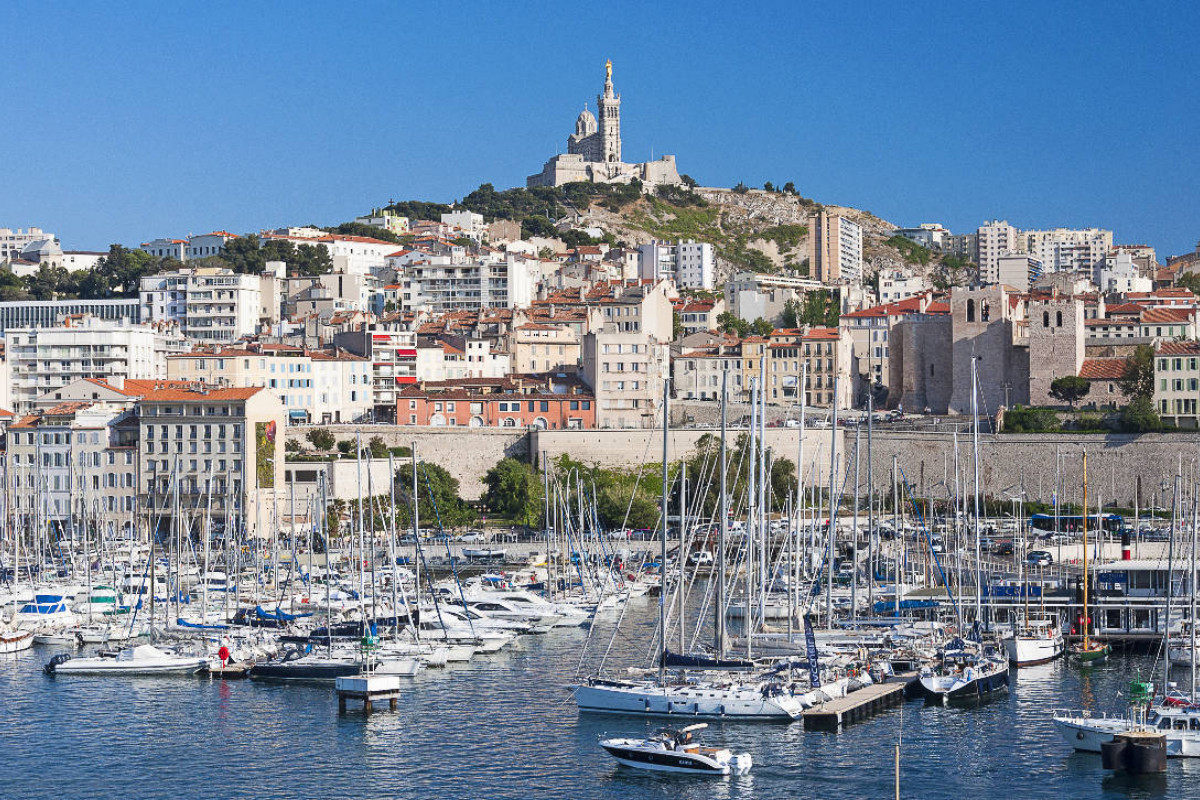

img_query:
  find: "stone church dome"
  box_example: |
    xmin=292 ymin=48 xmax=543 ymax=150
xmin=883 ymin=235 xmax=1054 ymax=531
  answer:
xmin=574 ymin=106 xmax=597 ymax=137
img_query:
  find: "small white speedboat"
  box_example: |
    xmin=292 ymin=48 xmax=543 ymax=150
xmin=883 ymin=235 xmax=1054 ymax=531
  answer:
xmin=599 ymin=724 xmax=753 ymax=775
xmin=45 ymin=644 xmax=207 ymax=676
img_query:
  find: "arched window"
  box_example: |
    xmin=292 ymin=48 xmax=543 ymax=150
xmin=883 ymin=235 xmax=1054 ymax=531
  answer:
xmin=966 ymin=299 xmax=975 ymax=323
xmin=502 ymin=417 xmax=517 ymax=427
xmin=1056 ymin=311 xmax=1063 ymax=327
xmin=1043 ymin=311 xmax=1050 ymax=328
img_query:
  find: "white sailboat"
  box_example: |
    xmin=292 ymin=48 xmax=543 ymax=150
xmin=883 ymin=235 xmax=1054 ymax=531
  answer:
xmin=571 ymin=375 xmax=803 ymax=722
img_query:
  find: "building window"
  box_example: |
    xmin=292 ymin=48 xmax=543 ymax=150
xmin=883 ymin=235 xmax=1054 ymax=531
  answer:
xmin=966 ymin=299 xmax=975 ymax=323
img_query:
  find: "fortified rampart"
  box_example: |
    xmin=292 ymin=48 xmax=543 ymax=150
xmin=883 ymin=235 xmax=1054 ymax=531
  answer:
xmin=287 ymin=424 xmax=1200 ymax=508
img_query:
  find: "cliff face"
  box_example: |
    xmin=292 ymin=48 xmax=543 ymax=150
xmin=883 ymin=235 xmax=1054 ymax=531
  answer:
xmin=570 ymin=185 xmax=965 ymax=286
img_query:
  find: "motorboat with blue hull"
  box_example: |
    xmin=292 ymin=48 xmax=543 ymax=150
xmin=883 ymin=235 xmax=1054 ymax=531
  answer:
xmin=599 ymin=724 xmax=753 ymax=775
xmin=248 ymin=648 xmax=360 ymax=682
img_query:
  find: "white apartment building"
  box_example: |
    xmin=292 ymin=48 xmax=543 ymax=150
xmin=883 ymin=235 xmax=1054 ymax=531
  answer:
xmin=263 ymin=231 xmax=397 ymax=275
xmin=441 ymin=211 xmax=485 ymax=239
xmin=725 ymin=271 xmax=823 ymax=323
xmin=877 ymin=269 xmax=932 ymax=304
xmin=975 ymin=220 xmax=1020 ymax=281
xmin=991 ymin=254 xmax=1043 ymax=292
xmin=355 ymin=209 xmax=409 ymax=234
xmin=140 ymin=267 xmax=263 ymax=341
xmin=6 ymin=316 xmax=184 ymax=413
xmin=394 ymin=252 xmax=543 ymax=312
xmin=185 ymin=231 xmax=237 ymax=260
xmin=0 ymin=227 xmax=56 ymax=264
xmin=811 ymin=211 xmax=863 ymax=283
xmin=166 ymin=346 xmax=372 ymax=425
xmin=892 ymin=224 xmax=950 ymax=250
xmin=140 ymin=238 xmax=187 ymax=260
xmin=1095 ymin=251 xmax=1152 ymax=294
xmin=416 ymin=339 xmax=510 ymax=382
xmin=1023 ymin=228 xmax=1113 ymax=272
xmin=638 ymin=239 xmax=716 ymax=290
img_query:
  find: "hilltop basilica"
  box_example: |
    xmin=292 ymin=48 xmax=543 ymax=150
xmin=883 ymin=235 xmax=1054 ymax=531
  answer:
xmin=526 ymin=61 xmax=683 ymax=190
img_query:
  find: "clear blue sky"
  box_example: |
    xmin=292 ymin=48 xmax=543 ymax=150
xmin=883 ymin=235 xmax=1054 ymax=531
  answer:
xmin=6 ymin=0 xmax=1198 ymax=258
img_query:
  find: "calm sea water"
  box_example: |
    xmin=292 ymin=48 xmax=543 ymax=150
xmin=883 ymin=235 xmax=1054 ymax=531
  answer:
xmin=3 ymin=600 xmax=1199 ymax=800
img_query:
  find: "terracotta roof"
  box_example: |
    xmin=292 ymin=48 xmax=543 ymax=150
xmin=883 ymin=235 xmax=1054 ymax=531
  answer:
xmin=841 ymin=293 xmax=946 ymax=319
xmin=1079 ymin=359 xmax=1127 ymax=380
xmin=803 ymin=327 xmax=841 ymax=340
xmin=139 ymin=387 xmax=265 ymax=402
xmin=1084 ymin=318 xmax=1135 ymax=327
xmin=1141 ymin=307 xmax=1193 ymax=324
xmin=1157 ymin=341 xmax=1200 ymax=357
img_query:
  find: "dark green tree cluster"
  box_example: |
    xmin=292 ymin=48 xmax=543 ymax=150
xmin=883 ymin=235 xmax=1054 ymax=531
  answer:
xmin=781 ymin=290 xmax=839 ymax=329
xmin=1118 ymin=344 xmax=1162 ymax=432
xmin=716 ymin=312 xmax=773 ymax=337
xmin=0 ymin=245 xmax=170 ymax=301
xmin=481 ymin=457 xmax=544 ymax=526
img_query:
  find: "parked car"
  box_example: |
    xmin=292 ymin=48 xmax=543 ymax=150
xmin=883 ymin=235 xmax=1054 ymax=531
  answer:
xmin=687 ymin=551 xmax=715 ymax=567
xmin=1026 ymin=550 xmax=1054 ymax=567
xmin=992 ymin=540 xmax=1015 ymax=556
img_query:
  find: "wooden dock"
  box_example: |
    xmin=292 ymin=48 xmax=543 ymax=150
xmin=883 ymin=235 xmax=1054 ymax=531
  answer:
xmin=802 ymin=673 xmax=916 ymax=729
xmin=204 ymin=663 xmax=252 ymax=680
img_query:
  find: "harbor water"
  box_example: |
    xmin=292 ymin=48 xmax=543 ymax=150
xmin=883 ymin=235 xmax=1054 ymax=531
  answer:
xmin=3 ymin=600 xmax=1199 ymax=799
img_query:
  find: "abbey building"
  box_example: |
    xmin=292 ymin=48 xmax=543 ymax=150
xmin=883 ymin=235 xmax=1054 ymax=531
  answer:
xmin=527 ymin=61 xmax=682 ymax=190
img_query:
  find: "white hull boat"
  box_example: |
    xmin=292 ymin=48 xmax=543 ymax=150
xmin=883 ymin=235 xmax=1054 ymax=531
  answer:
xmin=1054 ymin=708 xmax=1200 ymax=758
xmin=1003 ymin=630 xmax=1065 ymax=666
xmin=600 ymin=724 xmax=752 ymax=775
xmin=0 ymin=627 xmax=34 ymax=654
xmin=573 ymin=678 xmax=803 ymax=720
xmin=45 ymin=644 xmax=207 ymax=676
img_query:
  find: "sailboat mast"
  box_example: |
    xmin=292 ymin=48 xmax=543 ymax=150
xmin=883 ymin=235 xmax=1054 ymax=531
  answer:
xmin=797 ymin=364 xmax=807 ymax=630
xmin=826 ymin=377 xmax=839 ymax=626
xmin=678 ymin=462 xmax=686 ymax=655
xmin=971 ymin=357 xmax=982 ymax=625
xmin=866 ymin=373 xmax=874 ymax=615
xmin=1191 ymin=481 xmax=1197 ymax=700
xmin=716 ymin=370 xmax=727 ymax=657
xmin=1165 ymin=468 xmax=1180 ymax=698
xmin=658 ymin=377 xmax=669 ymax=684
xmin=1082 ymin=451 xmax=1089 ymax=650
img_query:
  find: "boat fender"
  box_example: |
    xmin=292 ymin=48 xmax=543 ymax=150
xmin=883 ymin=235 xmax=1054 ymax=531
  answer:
xmin=667 ymin=701 xmax=673 ymax=713
xmin=1077 ymin=731 xmax=1085 ymax=741
xmin=964 ymin=667 xmax=975 ymax=683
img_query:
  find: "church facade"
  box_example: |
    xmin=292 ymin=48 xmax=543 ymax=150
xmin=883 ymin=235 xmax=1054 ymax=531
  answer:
xmin=527 ymin=61 xmax=682 ymax=190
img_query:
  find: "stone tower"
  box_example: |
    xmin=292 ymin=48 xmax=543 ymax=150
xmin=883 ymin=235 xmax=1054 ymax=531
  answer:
xmin=597 ymin=59 xmax=621 ymax=163
xmin=1027 ymin=296 xmax=1085 ymax=406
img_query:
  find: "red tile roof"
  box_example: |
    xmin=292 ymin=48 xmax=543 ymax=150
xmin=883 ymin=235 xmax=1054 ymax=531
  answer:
xmin=1140 ymin=307 xmax=1194 ymax=324
xmin=1079 ymin=359 xmax=1127 ymax=380
xmin=1157 ymin=341 xmax=1200 ymax=357
xmin=139 ymin=387 xmax=265 ymax=402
